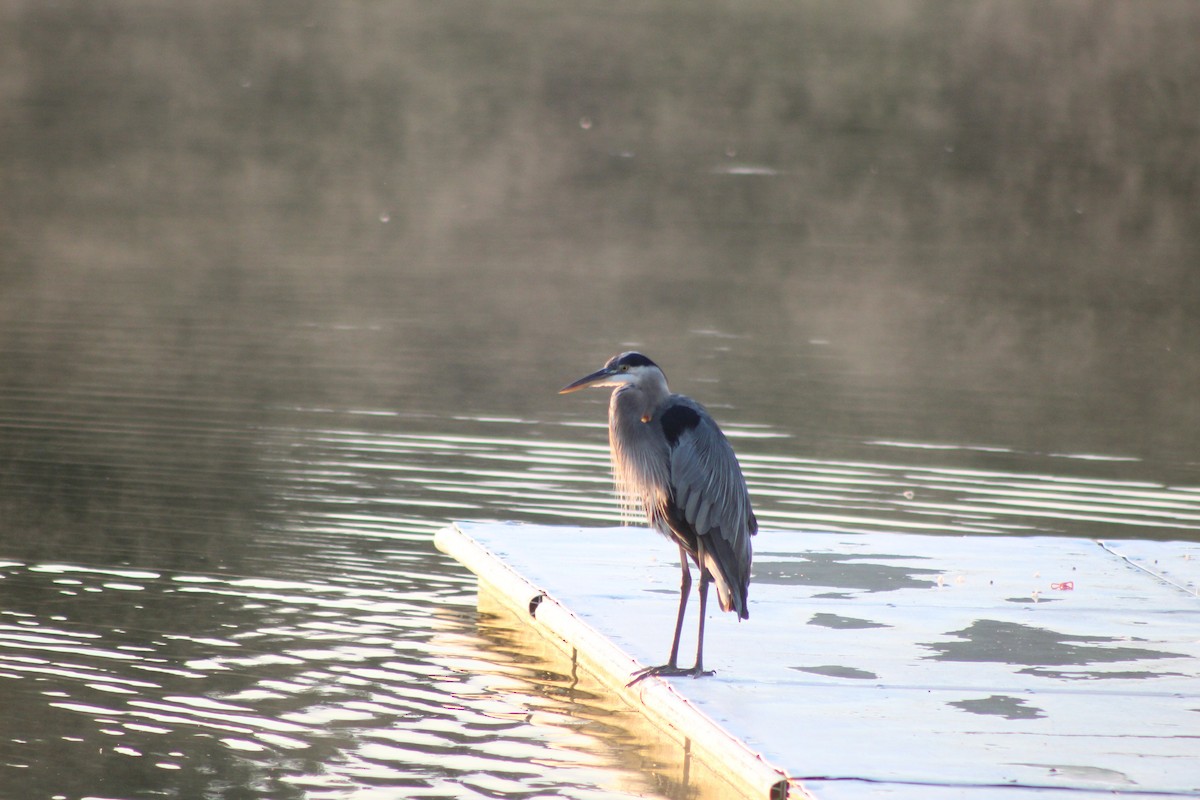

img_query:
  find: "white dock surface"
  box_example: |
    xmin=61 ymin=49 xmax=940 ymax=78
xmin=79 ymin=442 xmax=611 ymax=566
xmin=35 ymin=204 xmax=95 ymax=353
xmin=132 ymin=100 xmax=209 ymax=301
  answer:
xmin=435 ymin=522 xmax=1200 ymax=799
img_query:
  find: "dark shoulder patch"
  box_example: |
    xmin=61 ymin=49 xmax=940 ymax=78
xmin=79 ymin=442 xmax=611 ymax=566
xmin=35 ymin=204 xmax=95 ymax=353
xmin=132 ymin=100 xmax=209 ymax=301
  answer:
xmin=660 ymin=403 xmax=701 ymax=446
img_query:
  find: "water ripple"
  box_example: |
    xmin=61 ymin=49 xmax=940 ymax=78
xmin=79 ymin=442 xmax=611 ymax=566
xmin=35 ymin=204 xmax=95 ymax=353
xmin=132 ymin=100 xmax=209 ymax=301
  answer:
xmin=2 ymin=411 xmax=1197 ymax=798
xmin=268 ymin=416 xmax=1200 ymax=542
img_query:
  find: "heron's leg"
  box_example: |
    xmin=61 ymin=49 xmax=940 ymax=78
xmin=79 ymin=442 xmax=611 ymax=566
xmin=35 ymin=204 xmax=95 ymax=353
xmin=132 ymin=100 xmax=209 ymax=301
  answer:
xmin=666 ymin=544 xmax=691 ymax=668
xmin=692 ymin=570 xmax=713 ymax=676
xmin=628 ymin=546 xmax=714 ymax=685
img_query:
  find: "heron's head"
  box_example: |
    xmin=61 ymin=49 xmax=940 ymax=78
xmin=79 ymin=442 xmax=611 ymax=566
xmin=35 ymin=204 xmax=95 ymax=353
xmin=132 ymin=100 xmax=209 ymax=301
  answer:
xmin=559 ymin=351 xmax=666 ymax=394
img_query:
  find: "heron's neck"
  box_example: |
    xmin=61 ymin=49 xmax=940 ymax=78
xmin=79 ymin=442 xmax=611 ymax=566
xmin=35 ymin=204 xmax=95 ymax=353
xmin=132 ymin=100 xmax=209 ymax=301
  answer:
xmin=607 ymin=381 xmax=672 ymax=520
xmin=610 ymin=379 xmax=669 ymax=424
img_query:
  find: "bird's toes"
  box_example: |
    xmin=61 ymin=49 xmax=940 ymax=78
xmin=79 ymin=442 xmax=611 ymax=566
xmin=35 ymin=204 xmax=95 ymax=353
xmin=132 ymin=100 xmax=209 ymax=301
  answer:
xmin=627 ymin=664 xmax=679 ymax=686
xmin=627 ymin=664 xmax=714 ymax=686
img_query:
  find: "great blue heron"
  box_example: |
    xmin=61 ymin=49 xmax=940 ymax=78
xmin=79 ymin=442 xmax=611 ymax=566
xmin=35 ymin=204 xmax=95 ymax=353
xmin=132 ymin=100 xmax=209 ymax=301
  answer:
xmin=560 ymin=352 xmax=755 ymax=679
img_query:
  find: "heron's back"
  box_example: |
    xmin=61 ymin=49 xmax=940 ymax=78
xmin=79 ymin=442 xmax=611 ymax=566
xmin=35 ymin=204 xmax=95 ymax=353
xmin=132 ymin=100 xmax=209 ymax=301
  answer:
xmin=609 ymin=389 xmax=754 ymax=618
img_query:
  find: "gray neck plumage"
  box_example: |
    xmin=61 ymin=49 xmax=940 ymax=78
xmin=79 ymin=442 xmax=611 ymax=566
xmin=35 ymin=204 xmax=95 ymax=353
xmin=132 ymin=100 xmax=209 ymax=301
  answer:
xmin=607 ymin=379 xmax=673 ymax=523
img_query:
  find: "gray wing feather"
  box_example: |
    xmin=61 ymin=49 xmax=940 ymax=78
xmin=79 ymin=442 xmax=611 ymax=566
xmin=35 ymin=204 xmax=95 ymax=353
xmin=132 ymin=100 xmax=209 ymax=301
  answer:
xmin=669 ymin=414 xmax=751 ymax=538
xmin=665 ymin=399 xmax=754 ymax=615
xmin=685 ymin=488 xmax=702 ymax=528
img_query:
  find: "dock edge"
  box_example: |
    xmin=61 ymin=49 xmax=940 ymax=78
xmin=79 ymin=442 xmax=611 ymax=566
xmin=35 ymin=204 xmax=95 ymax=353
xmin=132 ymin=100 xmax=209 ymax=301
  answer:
xmin=434 ymin=522 xmax=799 ymax=800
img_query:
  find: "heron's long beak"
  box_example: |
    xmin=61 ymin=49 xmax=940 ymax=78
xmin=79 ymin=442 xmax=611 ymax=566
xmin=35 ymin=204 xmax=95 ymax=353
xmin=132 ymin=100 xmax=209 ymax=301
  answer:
xmin=559 ymin=367 xmax=614 ymax=394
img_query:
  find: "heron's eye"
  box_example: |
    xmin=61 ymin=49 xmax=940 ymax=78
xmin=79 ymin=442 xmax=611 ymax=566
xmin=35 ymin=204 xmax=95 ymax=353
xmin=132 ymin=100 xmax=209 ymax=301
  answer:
xmin=619 ymin=364 xmax=630 ymax=372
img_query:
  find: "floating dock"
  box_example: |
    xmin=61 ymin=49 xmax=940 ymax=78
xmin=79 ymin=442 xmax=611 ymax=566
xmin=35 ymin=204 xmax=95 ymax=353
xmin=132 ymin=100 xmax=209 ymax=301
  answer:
xmin=434 ymin=522 xmax=1200 ymax=800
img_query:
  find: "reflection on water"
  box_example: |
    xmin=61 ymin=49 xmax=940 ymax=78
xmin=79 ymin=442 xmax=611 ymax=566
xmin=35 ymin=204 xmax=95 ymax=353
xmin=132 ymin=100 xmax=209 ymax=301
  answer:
xmin=274 ymin=418 xmax=1200 ymax=542
xmin=2 ymin=418 xmax=1197 ymax=797
xmin=0 ymin=516 xmax=660 ymax=799
xmin=2 ymin=1 xmax=1198 ymax=797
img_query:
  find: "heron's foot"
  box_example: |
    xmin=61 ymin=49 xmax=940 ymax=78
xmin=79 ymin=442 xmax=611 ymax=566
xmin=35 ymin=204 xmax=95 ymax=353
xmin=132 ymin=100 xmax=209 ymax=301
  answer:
xmin=627 ymin=664 xmax=715 ymax=686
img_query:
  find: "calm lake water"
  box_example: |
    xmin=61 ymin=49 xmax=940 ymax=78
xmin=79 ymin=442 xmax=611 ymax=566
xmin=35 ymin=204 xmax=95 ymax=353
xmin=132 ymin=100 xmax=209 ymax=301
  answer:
xmin=2 ymin=2 xmax=1198 ymax=798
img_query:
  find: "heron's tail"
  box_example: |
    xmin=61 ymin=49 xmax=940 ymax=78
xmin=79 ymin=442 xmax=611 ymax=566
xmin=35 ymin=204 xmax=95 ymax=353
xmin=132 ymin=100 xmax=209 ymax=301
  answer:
xmin=703 ymin=548 xmax=750 ymax=620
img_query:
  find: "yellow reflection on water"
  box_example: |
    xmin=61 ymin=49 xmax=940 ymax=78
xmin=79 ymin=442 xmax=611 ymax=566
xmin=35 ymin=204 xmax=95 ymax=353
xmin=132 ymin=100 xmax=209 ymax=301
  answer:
xmin=466 ymin=585 xmax=789 ymax=800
